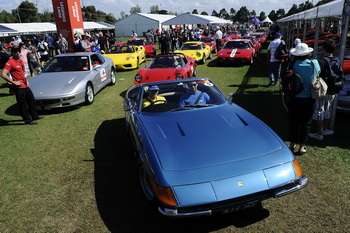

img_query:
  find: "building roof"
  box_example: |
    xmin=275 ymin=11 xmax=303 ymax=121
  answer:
xmin=0 ymin=21 xmax=114 ymax=36
xmin=162 ymin=13 xmax=232 ymax=25
xmin=136 ymin=13 xmax=176 ymax=23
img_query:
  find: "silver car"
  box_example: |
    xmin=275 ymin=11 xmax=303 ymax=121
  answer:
xmin=30 ymin=52 xmax=116 ymax=110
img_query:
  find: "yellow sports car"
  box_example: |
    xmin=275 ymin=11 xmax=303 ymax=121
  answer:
xmin=174 ymin=41 xmax=212 ymax=64
xmin=102 ymin=45 xmax=146 ymax=70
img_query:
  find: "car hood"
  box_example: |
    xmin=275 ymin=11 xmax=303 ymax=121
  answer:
xmin=138 ymin=68 xmax=183 ymax=82
xmin=140 ymin=103 xmax=284 ymax=171
xmin=29 ymin=71 xmax=89 ymax=96
xmin=219 ymin=48 xmax=252 ymax=57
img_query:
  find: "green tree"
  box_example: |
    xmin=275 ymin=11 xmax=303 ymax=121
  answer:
xmin=12 ymin=0 xmax=39 ymax=23
xmin=201 ymin=11 xmax=209 ymax=15
xmin=259 ymin=11 xmax=266 ymax=21
xmin=82 ymin=6 xmax=98 ymax=21
xmin=0 ymin=10 xmax=16 ymax=23
xmin=192 ymin=9 xmax=199 ymax=14
xmin=268 ymin=10 xmax=277 ymax=22
xmin=150 ymin=5 xmax=159 ymax=14
xmin=38 ymin=10 xmax=54 ymax=22
xmin=130 ymin=4 xmax=141 ymax=14
xmin=219 ymin=8 xmax=229 ymax=19
xmin=235 ymin=6 xmax=249 ymax=23
xmin=211 ymin=10 xmax=218 ymax=17
xmin=276 ymin=9 xmax=285 ymax=19
xmin=230 ymin=8 xmax=236 ymax=22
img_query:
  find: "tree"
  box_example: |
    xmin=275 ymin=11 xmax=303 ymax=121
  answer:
xmin=229 ymin=8 xmax=236 ymax=22
xmin=219 ymin=8 xmax=229 ymax=19
xmin=249 ymin=10 xmax=256 ymax=18
xmin=211 ymin=10 xmax=218 ymax=17
xmin=259 ymin=11 xmax=266 ymax=21
xmin=150 ymin=5 xmax=159 ymax=14
xmin=276 ymin=9 xmax=285 ymax=19
xmin=192 ymin=9 xmax=199 ymax=14
xmin=201 ymin=11 xmax=209 ymax=15
xmin=82 ymin=6 xmax=98 ymax=21
xmin=0 ymin=10 xmax=16 ymax=23
xmin=130 ymin=5 xmax=141 ymax=14
xmin=235 ymin=6 xmax=249 ymax=23
xmin=120 ymin=11 xmax=127 ymax=19
xmin=268 ymin=10 xmax=277 ymax=22
xmin=158 ymin=10 xmax=168 ymax=14
xmin=12 ymin=0 xmax=39 ymax=23
xmin=38 ymin=10 xmax=54 ymax=22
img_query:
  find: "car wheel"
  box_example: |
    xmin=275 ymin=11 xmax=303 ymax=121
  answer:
xmin=192 ymin=67 xmax=197 ymax=77
xmin=85 ymin=83 xmax=94 ymax=105
xmin=249 ymin=56 xmax=254 ymax=65
xmin=109 ymin=69 xmax=116 ymax=85
xmin=138 ymin=164 xmax=155 ymax=201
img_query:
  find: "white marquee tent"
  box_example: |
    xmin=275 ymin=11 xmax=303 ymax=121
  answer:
xmin=262 ymin=16 xmax=273 ymax=23
xmin=162 ymin=13 xmax=232 ymax=26
xmin=114 ymin=13 xmax=176 ymax=37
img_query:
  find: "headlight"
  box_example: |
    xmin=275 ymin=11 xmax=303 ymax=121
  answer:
xmin=135 ymin=74 xmax=142 ymax=82
xmin=293 ymin=159 xmax=303 ymax=178
xmin=149 ymin=180 xmax=178 ymax=206
xmin=176 ymin=73 xmax=184 ymax=79
xmin=126 ymin=56 xmax=134 ymax=61
xmin=63 ymin=96 xmax=75 ymax=101
xmin=196 ymin=52 xmax=201 ymax=57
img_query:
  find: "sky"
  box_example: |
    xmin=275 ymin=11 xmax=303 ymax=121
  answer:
xmin=0 ymin=0 xmax=308 ymax=19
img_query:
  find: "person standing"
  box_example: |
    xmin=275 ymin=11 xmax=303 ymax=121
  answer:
xmin=160 ymin=31 xmax=171 ymax=54
xmin=309 ymin=39 xmax=344 ymax=140
xmin=214 ymin=26 xmax=223 ymax=51
xmin=267 ymin=32 xmax=285 ymax=86
xmin=38 ymin=37 xmax=49 ymax=67
xmin=287 ymin=43 xmax=320 ymax=155
xmin=19 ymin=42 xmax=31 ymax=78
xmin=1 ymin=47 xmax=42 ymax=125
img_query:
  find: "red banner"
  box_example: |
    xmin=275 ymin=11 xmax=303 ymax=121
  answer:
xmin=52 ymin=0 xmax=85 ymax=52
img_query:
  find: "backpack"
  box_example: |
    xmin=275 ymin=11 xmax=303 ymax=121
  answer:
xmin=321 ymin=57 xmax=344 ymax=95
xmin=274 ymin=40 xmax=288 ymax=60
xmin=281 ymin=61 xmax=305 ymax=96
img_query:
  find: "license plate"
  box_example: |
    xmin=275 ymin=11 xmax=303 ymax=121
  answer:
xmin=221 ymin=201 xmax=258 ymax=214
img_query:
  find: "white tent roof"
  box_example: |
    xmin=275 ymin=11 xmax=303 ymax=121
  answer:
xmin=162 ymin=13 xmax=231 ymax=25
xmin=0 ymin=22 xmax=114 ymax=36
xmin=136 ymin=13 xmax=176 ymax=23
xmin=262 ymin=16 xmax=273 ymax=23
xmin=277 ymin=0 xmax=344 ymax=22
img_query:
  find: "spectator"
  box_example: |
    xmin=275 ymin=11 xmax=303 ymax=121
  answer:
xmin=37 ymin=37 xmax=49 ymax=67
xmin=287 ymin=43 xmax=320 ymax=155
xmin=59 ymin=34 xmax=68 ymax=53
xmin=131 ymin=30 xmax=138 ymax=39
xmin=45 ymin=34 xmax=55 ymax=57
xmin=160 ymin=31 xmax=171 ymax=54
xmin=19 ymin=42 xmax=31 ymax=78
xmin=214 ymin=26 xmax=223 ymax=51
xmin=1 ymin=47 xmax=42 ymax=125
xmin=309 ymin=39 xmax=344 ymax=140
xmin=178 ymin=81 xmax=210 ymax=107
xmin=267 ymin=32 xmax=285 ymax=86
xmin=27 ymin=46 xmax=41 ymax=77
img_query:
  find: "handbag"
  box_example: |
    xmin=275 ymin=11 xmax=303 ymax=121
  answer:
xmin=310 ymin=60 xmax=328 ymax=99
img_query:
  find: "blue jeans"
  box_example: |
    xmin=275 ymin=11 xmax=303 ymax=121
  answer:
xmin=269 ymin=62 xmax=282 ymax=83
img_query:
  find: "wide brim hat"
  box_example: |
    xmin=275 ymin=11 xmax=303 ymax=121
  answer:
xmin=290 ymin=43 xmax=313 ymax=56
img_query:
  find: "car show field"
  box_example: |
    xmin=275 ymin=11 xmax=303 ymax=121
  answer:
xmin=1 ymin=40 xmax=350 ymax=232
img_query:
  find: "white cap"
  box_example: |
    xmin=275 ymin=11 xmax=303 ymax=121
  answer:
xmin=294 ymin=38 xmax=301 ymax=45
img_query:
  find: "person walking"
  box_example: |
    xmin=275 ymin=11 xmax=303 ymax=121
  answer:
xmin=287 ymin=43 xmax=320 ymax=155
xmin=309 ymin=39 xmax=344 ymax=140
xmin=267 ymin=32 xmax=286 ymax=86
xmin=1 ymin=47 xmax=42 ymax=125
xmin=214 ymin=26 xmax=223 ymax=51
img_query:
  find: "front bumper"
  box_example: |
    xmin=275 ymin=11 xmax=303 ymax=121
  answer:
xmin=158 ymin=176 xmax=308 ymax=217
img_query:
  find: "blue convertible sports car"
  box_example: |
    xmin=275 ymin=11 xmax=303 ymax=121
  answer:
xmin=124 ymin=78 xmax=308 ymax=217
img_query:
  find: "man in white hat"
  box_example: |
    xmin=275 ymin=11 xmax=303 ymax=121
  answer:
xmin=215 ymin=26 xmax=223 ymax=51
xmin=267 ymin=32 xmax=286 ymax=86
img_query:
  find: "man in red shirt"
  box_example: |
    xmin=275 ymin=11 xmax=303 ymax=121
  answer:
xmin=1 ymin=47 xmax=42 ymax=125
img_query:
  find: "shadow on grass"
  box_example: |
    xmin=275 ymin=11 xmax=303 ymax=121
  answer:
xmin=92 ymin=118 xmax=270 ymax=233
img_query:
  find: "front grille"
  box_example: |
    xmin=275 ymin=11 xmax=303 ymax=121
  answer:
xmin=36 ymin=99 xmax=60 ymax=105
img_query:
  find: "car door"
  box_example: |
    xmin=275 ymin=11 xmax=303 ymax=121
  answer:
xmin=91 ymin=54 xmax=109 ymax=92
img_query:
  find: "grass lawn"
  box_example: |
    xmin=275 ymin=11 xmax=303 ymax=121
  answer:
xmin=0 ymin=41 xmax=349 ymax=232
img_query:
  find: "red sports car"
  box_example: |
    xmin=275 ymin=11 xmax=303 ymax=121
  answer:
xmin=128 ymin=39 xmax=157 ymax=57
xmin=114 ymin=39 xmax=126 ymax=46
xmin=241 ymin=36 xmax=260 ymax=55
xmin=250 ymin=32 xmax=267 ymax=44
xmin=217 ymin=39 xmax=256 ymax=65
xmin=226 ymin=31 xmax=241 ymax=39
xmin=200 ymin=36 xmax=217 ymax=53
xmin=134 ymin=53 xmax=196 ymax=84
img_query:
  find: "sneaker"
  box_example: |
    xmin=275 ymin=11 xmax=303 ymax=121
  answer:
xmin=309 ymin=133 xmax=323 ymax=141
xmin=322 ymin=129 xmax=334 ymax=136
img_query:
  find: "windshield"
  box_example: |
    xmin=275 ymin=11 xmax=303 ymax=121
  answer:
xmin=223 ymin=41 xmax=251 ymax=49
xmin=108 ymin=45 xmax=134 ymax=54
xmin=180 ymin=43 xmax=202 ymax=50
xmin=139 ymin=79 xmax=227 ymax=113
xmin=43 ymin=56 xmax=90 ymax=72
xmin=200 ymin=38 xmax=213 ymax=43
xmin=129 ymin=40 xmax=145 ymax=46
xmin=149 ymin=55 xmax=185 ymax=68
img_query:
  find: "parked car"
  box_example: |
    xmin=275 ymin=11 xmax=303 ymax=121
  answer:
xmin=250 ymin=32 xmax=267 ymax=44
xmin=241 ymin=36 xmax=261 ymax=55
xmin=174 ymin=41 xmax=212 ymax=64
xmin=134 ymin=53 xmax=196 ymax=84
xmin=200 ymin=36 xmax=217 ymax=53
xmin=101 ymin=45 xmax=146 ymax=70
xmin=124 ymin=78 xmax=308 ymax=217
xmin=226 ymin=31 xmax=241 ymax=39
xmin=217 ymin=39 xmax=256 ymax=65
xmin=30 ymin=52 xmax=116 ymax=110
xmin=127 ymin=39 xmax=157 ymax=57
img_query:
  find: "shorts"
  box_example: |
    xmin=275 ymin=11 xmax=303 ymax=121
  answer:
xmin=40 ymin=54 xmax=50 ymax=62
xmin=312 ymin=94 xmax=336 ymax=121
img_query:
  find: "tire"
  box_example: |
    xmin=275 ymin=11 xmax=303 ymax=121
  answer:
xmin=109 ymin=69 xmax=116 ymax=85
xmin=202 ymin=55 xmax=206 ymax=64
xmin=85 ymin=83 xmax=94 ymax=105
xmin=138 ymin=164 xmax=155 ymax=201
xmin=192 ymin=67 xmax=197 ymax=77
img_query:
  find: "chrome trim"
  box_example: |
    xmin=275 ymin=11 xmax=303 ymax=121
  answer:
xmin=158 ymin=207 xmax=212 ymax=217
xmin=274 ymin=176 xmax=308 ymax=197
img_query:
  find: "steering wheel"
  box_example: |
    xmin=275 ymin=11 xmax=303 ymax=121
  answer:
xmin=150 ymin=100 xmax=167 ymax=105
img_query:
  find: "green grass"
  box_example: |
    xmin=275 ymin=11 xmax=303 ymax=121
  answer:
xmin=1 ymin=42 xmax=349 ymax=232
